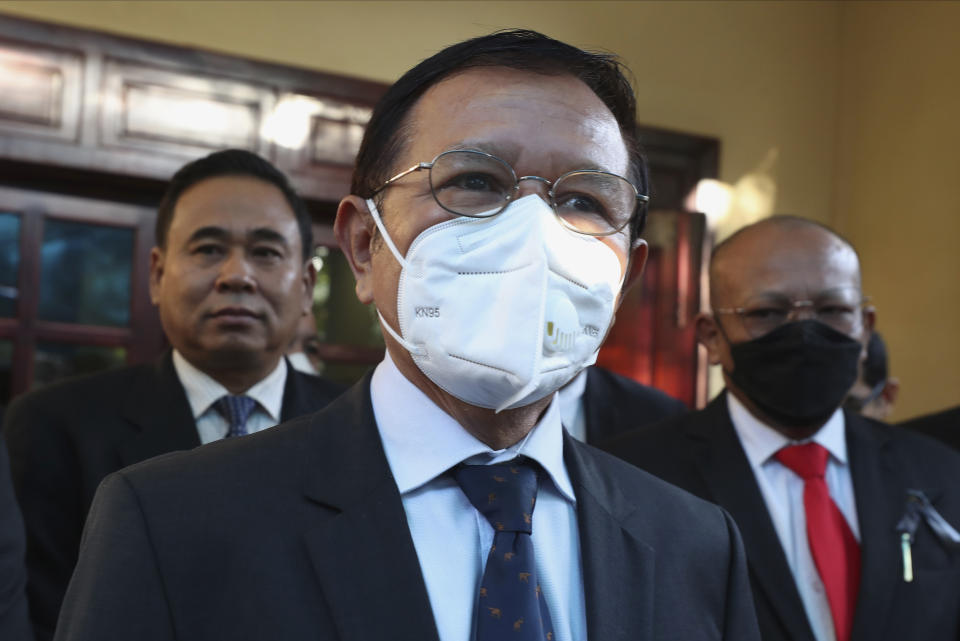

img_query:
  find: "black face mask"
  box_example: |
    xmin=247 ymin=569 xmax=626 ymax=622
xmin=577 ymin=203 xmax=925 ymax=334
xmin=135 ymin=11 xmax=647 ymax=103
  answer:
xmin=725 ymin=320 xmax=863 ymax=427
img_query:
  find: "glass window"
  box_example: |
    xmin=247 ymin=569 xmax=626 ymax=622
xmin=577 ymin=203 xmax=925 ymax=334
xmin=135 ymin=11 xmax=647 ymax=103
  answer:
xmin=38 ymin=219 xmax=134 ymax=327
xmin=0 ymin=340 xmax=12 ymax=404
xmin=311 ymin=246 xmax=384 ymax=383
xmin=0 ymin=213 xmax=20 ymax=318
xmin=32 ymin=342 xmax=127 ymax=390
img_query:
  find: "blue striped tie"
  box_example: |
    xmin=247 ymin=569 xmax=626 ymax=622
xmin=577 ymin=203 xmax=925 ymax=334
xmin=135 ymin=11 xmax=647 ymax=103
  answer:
xmin=213 ymin=395 xmax=257 ymax=438
xmin=455 ymin=459 xmax=556 ymax=641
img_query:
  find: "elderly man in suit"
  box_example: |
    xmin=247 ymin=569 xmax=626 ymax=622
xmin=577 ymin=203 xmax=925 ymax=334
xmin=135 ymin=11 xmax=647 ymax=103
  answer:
xmin=605 ymin=216 xmax=960 ymax=641
xmin=53 ymin=30 xmax=760 ymax=641
xmin=3 ymin=149 xmax=344 ymax=641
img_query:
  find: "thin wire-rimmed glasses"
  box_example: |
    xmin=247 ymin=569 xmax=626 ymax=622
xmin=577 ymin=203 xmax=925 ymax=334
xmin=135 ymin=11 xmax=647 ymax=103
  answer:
xmin=372 ymin=149 xmax=648 ymax=237
xmin=713 ymin=288 xmax=870 ymax=338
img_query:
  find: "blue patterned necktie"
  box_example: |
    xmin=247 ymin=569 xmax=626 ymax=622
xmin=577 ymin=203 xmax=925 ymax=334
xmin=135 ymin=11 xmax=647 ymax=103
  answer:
xmin=454 ymin=459 xmax=556 ymax=641
xmin=213 ymin=395 xmax=257 ymax=438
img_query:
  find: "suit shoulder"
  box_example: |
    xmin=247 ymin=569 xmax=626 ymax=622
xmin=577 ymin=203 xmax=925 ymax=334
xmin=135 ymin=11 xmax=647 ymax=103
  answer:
xmin=4 ymin=363 xmax=155 ymax=432
xmin=573 ymin=440 xmax=727 ymax=524
xmin=590 ymin=367 xmax=687 ymax=411
xmin=290 ymin=369 xmax=347 ymax=400
xmin=873 ymin=418 xmax=960 ymax=469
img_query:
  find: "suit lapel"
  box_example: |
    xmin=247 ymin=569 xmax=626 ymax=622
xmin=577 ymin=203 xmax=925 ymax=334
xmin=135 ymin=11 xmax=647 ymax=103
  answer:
xmin=279 ymin=360 xmax=314 ymax=421
xmin=583 ymin=367 xmax=608 ymax=444
xmin=299 ymin=378 xmax=440 ymax=641
xmin=846 ymin=413 xmax=899 ymax=641
xmin=565 ymin=433 xmax=655 ymax=641
xmin=117 ymin=353 xmax=200 ymax=467
xmin=689 ymin=396 xmax=816 ymax=641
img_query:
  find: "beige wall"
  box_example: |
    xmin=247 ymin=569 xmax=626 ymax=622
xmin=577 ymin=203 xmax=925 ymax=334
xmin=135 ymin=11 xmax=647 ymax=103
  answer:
xmin=835 ymin=2 xmax=960 ymax=420
xmin=1 ymin=1 xmax=955 ymax=419
xmin=0 ymin=0 xmax=842 ymax=224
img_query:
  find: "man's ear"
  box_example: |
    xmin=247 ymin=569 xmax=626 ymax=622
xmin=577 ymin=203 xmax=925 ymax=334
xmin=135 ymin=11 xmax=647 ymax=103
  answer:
xmin=881 ymin=377 xmax=900 ymax=405
xmin=300 ymin=259 xmax=317 ymax=315
xmin=334 ymin=195 xmax=376 ymax=304
xmin=616 ymin=240 xmax=648 ymax=309
xmin=148 ymin=246 xmax=164 ymax=305
xmin=695 ymin=312 xmax=725 ymax=365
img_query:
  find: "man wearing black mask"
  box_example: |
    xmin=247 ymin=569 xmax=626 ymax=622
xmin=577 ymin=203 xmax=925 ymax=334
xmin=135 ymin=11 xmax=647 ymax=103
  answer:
xmin=604 ymin=216 xmax=960 ymax=641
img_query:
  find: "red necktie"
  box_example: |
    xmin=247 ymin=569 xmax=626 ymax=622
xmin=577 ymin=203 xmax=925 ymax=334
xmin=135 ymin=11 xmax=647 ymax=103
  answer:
xmin=775 ymin=443 xmax=860 ymax=641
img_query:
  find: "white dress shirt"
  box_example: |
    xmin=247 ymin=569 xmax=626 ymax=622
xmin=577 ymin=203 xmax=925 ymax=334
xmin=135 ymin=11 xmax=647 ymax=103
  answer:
xmin=728 ymin=392 xmax=860 ymax=641
xmin=172 ymin=350 xmax=287 ymax=444
xmin=556 ymin=369 xmax=588 ymax=442
xmin=370 ymin=351 xmax=587 ymax=641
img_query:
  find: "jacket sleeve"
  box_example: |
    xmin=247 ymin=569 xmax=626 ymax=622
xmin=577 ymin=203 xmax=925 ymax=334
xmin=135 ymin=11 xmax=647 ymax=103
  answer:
xmin=720 ymin=507 xmax=762 ymax=641
xmin=54 ymin=472 xmax=175 ymax=641
xmin=3 ymin=396 xmax=82 ymax=641
xmin=0 ymin=438 xmax=32 ymax=641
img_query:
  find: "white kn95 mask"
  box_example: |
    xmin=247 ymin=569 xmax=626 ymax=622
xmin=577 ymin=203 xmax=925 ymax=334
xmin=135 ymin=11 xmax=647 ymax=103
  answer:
xmin=367 ymin=194 xmax=624 ymax=413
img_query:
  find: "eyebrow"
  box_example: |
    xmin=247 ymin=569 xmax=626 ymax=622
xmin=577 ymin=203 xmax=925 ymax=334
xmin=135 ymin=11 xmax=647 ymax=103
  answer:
xmin=186 ymin=226 xmax=291 ymax=248
xmin=445 ymin=141 xmax=609 ymax=174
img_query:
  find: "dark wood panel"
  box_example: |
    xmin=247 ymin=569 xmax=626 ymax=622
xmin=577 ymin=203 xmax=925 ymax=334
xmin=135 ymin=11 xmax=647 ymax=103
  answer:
xmin=100 ymin=57 xmax=273 ymax=157
xmin=0 ymin=35 xmax=83 ymax=142
xmin=0 ymin=15 xmax=387 ymax=203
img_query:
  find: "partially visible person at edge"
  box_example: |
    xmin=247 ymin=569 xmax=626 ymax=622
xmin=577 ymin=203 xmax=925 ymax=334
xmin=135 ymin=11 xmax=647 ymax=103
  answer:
xmin=286 ymin=309 xmax=324 ymax=375
xmin=843 ymin=332 xmax=898 ymax=421
xmin=0 ymin=437 xmax=31 ymax=641
xmin=52 ymin=30 xmax=760 ymax=641
xmin=603 ymin=216 xmax=960 ymax=641
xmin=4 ymin=149 xmax=344 ymax=641
xmin=901 ymin=404 xmax=960 ymax=451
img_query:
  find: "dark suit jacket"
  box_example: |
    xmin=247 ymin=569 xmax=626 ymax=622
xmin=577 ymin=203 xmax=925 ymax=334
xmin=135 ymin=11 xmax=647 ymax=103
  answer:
xmin=602 ymin=393 xmax=960 ymax=641
xmin=54 ymin=376 xmax=761 ymax=641
xmin=900 ymin=405 xmax=960 ymax=451
xmin=0 ymin=438 xmax=31 ymax=641
xmin=3 ymin=352 xmax=344 ymax=641
xmin=582 ymin=366 xmax=688 ymax=444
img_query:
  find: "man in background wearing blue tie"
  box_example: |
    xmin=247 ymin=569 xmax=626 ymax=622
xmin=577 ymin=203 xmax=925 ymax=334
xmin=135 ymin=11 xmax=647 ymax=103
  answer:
xmin=4 ymin=149 xmax=344 ymax=641
xmin=54 ymin=30 xmax=760 ymax=641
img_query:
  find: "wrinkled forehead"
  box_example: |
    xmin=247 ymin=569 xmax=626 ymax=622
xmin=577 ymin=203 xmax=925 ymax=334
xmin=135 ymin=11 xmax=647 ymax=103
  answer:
xmin=712 ymin=227 xmax=861 ymax=304
xmin=401 ymin=67 xmax=630 ymax=176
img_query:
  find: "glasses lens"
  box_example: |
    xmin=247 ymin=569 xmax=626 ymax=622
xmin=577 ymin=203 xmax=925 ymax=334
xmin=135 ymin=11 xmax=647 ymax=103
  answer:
xmin=429 ymin=150 xmax=515 ymax=217
xmin=552 ymin=171 xmax=637 ymax=236
xmin=739 ymin=288 xmax=863 ymax=337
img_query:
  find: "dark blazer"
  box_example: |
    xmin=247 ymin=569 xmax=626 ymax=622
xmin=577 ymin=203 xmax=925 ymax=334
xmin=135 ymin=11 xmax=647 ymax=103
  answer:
xmin=900 ymin=405 xmax=960 ymax=451
xmin=3 ymin=352 xmax=344 ymax=641
xmin=582 ymin=366 xmax=688 ymax=444
xmin=0 ymin=438 xmax=31 ymax=641
xmin=602 ymin=393 xmax=960 ymax=641
xmin=54 ymin=376 xmax=761 ymax=641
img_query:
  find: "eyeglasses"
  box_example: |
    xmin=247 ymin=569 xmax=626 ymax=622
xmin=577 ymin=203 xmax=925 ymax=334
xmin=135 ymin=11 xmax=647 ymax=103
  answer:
xmin=372 ymin=149 xmax=648 ymax=237
xmin=713 ymin=288 xmax=869 ymax=338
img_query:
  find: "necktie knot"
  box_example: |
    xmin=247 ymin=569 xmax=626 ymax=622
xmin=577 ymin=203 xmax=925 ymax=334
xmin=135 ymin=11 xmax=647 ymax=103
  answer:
xmin=775 ymin=442 xmax=829 ymax=480
xmin=455 ymin=460 xmax=539 ymax=534
xmin=213 ymin=394 xmax=257 ymax=438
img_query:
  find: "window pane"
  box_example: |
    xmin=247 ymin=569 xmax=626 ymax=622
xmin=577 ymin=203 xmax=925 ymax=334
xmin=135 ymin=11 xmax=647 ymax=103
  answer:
xmin=0 ymin=340 xmax=12 ymax=404
xmin=32 ymin=342 xmax=126 ymax=390
xmin=311 ymin=246 xmax=384 ymax=383
xmin=39 ymin=219 xmax=133 ymax=327
xmin=0 ymin=213 xmax=20 ymax=318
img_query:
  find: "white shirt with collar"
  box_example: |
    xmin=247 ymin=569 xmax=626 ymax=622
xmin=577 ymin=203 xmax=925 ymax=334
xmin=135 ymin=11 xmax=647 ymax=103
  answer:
xmin=728 ymin=392 xmax=860 ymax=641
xmin=370 ymin=350 xmax=586 ymax=641
xmin=557 ymin=368 xmax=588 ymax=442
xmin=171 ymin=350 xmax=287 ymax=445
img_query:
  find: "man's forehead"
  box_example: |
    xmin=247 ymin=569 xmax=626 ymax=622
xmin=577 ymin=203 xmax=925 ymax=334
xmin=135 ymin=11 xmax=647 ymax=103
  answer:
xmin=712 ymin=225 xmax=861 ymax=301
xmin=402 ymin=67 xmax=628 ymax=173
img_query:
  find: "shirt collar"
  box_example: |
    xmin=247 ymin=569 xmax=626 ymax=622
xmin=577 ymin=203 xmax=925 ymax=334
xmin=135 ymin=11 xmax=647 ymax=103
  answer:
xmin=370 ymin=350 xmax=576 ymax=503
xmin=727 ymin=391 xmax=848 ymax=467
xmin=556 ymin=368 xmax=587 ymax=431
xmin=171 ymin=350 xmax=287 ymax=421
